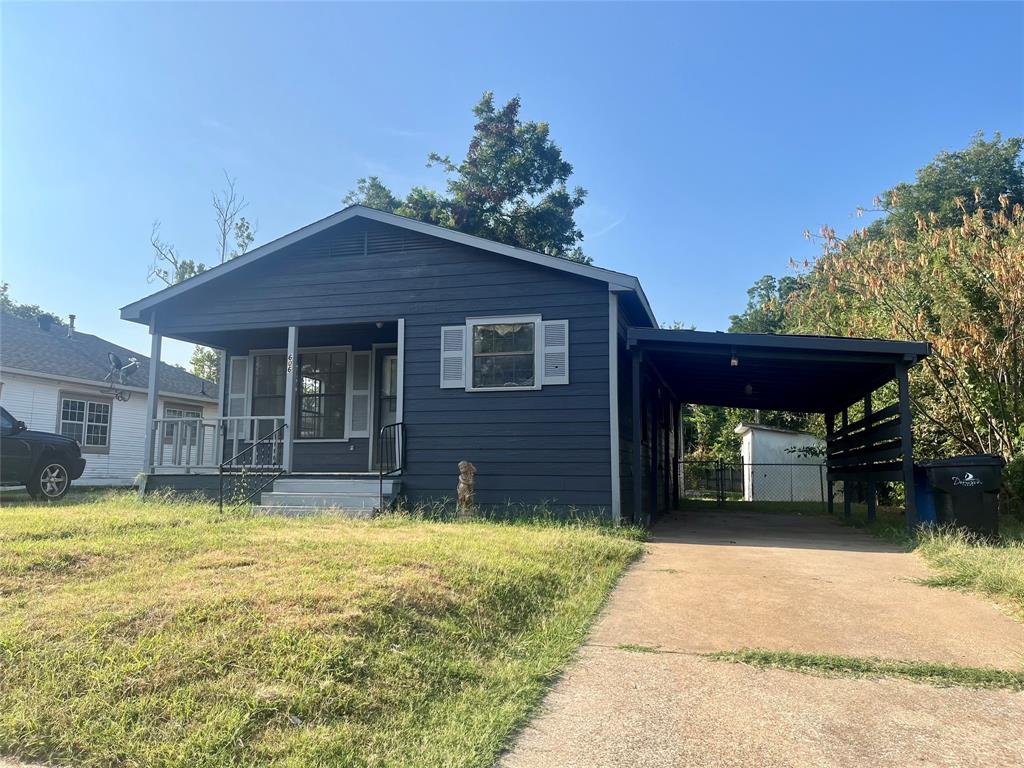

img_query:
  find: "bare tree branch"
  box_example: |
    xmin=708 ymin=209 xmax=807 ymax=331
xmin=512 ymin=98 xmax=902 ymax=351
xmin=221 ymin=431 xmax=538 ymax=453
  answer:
xmin=212 ymin=170 xmax=248 ymax=264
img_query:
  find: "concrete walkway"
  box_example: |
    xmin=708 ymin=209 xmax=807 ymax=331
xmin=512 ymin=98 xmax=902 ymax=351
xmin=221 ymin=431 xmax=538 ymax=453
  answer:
xmin=502 ymin=509 xmax=1024 ymax=768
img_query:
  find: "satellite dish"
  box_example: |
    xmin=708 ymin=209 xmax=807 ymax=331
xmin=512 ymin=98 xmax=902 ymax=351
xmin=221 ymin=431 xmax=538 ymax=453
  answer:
xmin=103 ymin=352 xmax=139 ymax=389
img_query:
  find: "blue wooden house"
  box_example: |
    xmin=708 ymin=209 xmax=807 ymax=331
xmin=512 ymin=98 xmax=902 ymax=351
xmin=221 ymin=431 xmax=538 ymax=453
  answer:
xmin=121 ymin=205 xmax=929 ymax=524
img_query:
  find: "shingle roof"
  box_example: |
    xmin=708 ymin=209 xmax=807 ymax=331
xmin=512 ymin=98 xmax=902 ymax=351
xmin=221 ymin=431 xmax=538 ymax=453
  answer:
xmin=0 ymin=312 xmax=216 ymax=401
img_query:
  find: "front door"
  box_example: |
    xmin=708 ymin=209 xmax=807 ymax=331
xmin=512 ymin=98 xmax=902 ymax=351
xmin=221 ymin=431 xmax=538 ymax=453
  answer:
xmin=373 ymin=353 xmax=399 ymax=469
xmin=379 ymin=354 xmax=399 ymax=429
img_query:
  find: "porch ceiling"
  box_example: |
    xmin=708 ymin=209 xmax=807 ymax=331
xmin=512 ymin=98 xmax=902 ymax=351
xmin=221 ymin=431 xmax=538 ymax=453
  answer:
xmin=171 ymin=321 xmax=399 ymax=354
xmin=627 ymin=328 xmax=930 ymax=413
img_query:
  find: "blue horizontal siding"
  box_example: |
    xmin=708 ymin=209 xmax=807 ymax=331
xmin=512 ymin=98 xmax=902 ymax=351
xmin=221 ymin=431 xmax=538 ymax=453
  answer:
xmin=155 ymin=220 xmax=613 ymax=514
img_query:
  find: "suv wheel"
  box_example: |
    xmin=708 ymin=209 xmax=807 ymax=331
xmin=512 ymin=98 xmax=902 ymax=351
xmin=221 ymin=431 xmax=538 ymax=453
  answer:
xmin=27 ymin=461 xmax=71 ymax=501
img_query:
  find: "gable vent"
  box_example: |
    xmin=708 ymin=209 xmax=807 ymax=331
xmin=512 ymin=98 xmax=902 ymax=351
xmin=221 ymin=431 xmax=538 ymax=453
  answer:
xmin=311 ymin=232 xmax=365 ymax=260
xmin=307 ymin=224 xmax=443 ymax=262
xmin=366 ymin=227 xmax=438 ymax=255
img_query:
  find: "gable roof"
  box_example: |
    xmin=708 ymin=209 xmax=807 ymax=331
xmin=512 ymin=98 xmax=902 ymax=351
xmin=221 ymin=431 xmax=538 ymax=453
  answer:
xmin=119 ymin=205 xmax=657 ymax=326
xmin=0 ymin=312 xmax=216 ymax=401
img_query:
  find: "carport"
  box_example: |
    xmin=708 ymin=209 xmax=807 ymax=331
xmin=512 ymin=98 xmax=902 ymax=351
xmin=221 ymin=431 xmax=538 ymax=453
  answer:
xmin=624 ymin=328 xmax=931 ymax=527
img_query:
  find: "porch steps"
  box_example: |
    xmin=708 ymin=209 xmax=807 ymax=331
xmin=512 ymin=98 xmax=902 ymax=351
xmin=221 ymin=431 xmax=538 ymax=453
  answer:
xmin=252 ymin=476 xmax=400 ymax=517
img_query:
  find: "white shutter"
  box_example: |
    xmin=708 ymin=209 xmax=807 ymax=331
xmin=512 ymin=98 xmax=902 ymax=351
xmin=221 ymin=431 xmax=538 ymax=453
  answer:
xmin=347 ymin=351 xmax=372 ymax=437
xmin=227 ymin=356 xmax=250 ymax=439
xmin=541 ymin=319 xmax=569 ymax=385
xmin=440 ymin=325 xmax=467 ymax=388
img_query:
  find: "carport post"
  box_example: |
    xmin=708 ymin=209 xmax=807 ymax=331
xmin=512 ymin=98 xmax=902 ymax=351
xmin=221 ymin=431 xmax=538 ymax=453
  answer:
xmin=896 ymin=362 xmax=917 ymax=529
xmin=864 ymin=393 xmax=877 ymax=523
xmin=662 ymin=396 xmax=671 ymax=511
xmin=648 ymin=387 xmax=659 ymax=519
xmin=825 ymin=411 xmax=835 ymax=517
xmin=841 ymin=408 xmax=852 ymax=519
xmin=631 ymin=348 xmax=643 ymax=524
xmin=672 ymin=400 xmax=681 ymax=509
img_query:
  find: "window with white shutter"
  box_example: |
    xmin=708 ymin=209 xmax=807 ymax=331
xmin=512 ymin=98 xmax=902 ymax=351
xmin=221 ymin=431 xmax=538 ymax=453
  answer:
xmin=440 ymin=325 xmax=467 ymax=388
xmin=347 ymin=351 xmax=372 ymax=437
xmin=541 ymin=319 xmax=569 ymax=385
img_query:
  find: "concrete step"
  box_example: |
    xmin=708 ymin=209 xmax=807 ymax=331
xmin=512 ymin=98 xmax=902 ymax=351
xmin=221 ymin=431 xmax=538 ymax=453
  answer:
xmin=252 ymin=505 xmax=374 ymax=519
xmin=259 ymin=491 xmax=379 ymax=509
xmin=273 ymin=477 xmax=399 ymax=495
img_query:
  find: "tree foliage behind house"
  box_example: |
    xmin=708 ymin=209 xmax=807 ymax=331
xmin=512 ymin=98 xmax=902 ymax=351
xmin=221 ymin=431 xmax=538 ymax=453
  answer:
xmin=345 ymin=92 xmax=591 ymax=263
xmin=788 ymin=133 xmax=1024 ymax=467
xmin=686 ymin=133 xmax=1024 ymax=488
xmin=0 ymin=283 xmax=63 ymax=327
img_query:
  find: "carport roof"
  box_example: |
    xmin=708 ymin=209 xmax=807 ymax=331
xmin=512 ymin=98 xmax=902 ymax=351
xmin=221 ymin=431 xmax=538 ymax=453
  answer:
xmin=627 ymin=328 xmax=930 ymax=413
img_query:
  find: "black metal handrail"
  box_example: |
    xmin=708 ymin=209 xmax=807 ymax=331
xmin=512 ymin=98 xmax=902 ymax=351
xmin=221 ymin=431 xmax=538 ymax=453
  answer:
xmin=219 ymin=422 xmax=287 ymax=513
xmin=378 ymin=422 xmax=405 ymax=512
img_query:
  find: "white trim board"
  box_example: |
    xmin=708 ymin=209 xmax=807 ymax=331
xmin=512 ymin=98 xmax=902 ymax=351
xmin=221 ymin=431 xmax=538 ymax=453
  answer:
xmin=120 ymin=205 xmax=657 ymax=327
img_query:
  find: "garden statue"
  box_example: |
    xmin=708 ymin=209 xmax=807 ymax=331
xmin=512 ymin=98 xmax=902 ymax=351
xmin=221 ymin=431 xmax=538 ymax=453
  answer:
xmin=457 ymin=460 xmax=477 ymax=518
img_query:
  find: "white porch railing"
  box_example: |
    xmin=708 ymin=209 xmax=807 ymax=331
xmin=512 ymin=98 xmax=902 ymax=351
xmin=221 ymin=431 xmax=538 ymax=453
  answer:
xmin=149 ymin=416 xmax=286 ymax=473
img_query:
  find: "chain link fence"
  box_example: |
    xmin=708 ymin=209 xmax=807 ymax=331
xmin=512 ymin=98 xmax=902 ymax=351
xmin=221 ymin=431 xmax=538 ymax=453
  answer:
xmin=681 ymin=459 xmax=830 ymax=507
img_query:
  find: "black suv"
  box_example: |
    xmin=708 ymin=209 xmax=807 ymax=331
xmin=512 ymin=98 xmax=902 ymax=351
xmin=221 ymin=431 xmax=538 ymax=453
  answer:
xmin=1 ymin=406 xmax=86 ymax=500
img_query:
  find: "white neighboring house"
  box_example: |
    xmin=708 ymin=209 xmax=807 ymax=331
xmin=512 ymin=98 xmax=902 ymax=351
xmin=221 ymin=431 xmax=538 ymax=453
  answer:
xmin=0 ymin=312 xmax=217 ymax=486
xmin=734 ymin=423 xmax=827 ymax=503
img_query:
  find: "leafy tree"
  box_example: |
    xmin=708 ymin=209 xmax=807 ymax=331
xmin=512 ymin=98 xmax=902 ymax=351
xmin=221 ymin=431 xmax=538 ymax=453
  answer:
xmin=0 ymin=283 xmax=63 ymax=326
xmin=869 ymin=132 xmax=1024 ymax=237
xmin=148 ymin=172 xmax=257 ymax=382
xmin=189 ymin=346 xmax=221 ymax=382
xmin=345 ymin=92 xmax=590 ymax=263
xmin=728 ymin=274 xmax=804 ymax=334
xmin=346 ymin=177 xmax=402 ymax=213
xmin=792 ymin=194 xmax=1024 ymax=462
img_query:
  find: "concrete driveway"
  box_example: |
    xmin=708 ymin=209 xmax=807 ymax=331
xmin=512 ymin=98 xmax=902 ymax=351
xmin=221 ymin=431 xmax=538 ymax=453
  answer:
xmin=502 ymin=509 xmax=1024 ymax=768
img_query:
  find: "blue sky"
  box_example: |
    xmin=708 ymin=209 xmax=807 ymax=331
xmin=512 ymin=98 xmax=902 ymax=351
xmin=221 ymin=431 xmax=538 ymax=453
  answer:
xmin=3 ymin=1 xmax=1022 ymax=367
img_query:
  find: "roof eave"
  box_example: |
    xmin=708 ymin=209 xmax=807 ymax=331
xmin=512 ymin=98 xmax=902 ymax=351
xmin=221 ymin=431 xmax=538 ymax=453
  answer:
xmin=627 ymin=327 xmax=930 ymax=360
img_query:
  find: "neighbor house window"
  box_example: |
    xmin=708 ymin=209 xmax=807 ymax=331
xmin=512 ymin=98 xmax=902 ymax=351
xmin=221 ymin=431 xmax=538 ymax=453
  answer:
xmin=468 ymin=316 xmax=539 ymax=390
xmin=163 ymin=405 xmax=203 ymax=444
xmin=252 ymin=353 xmax=287 ymax=437
xmin=298 ymin=351 xmax=347 ymax=439
xmin=59 ymin=394 xmax=111 ymax=453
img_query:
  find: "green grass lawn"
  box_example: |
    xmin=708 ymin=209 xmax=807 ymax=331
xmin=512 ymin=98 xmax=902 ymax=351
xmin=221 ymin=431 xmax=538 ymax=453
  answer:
xmin=707 ymin=649 xmax=1024 ymax=690
xmin=0 ymin=491 xmax=643 ymax=768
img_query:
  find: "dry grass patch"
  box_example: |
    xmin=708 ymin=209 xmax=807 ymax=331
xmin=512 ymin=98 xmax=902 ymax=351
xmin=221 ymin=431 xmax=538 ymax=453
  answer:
xmin=0 ymin=491 xmax=642 ymax=768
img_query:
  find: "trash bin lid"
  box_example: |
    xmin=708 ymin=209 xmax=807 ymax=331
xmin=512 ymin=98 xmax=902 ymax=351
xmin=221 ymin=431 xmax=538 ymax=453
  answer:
xmin=920 ymin=454 xmax=1005 ymax=469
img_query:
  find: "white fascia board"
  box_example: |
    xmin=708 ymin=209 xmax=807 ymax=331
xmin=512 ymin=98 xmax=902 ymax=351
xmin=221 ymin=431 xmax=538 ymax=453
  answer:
xmin=120 ymin=205 xmax=655 ymax=323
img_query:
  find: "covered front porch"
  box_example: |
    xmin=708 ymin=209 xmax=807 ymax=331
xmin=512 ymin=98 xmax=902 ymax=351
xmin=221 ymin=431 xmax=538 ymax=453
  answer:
xmin=142 ymin=320 xmax=405 ymax=480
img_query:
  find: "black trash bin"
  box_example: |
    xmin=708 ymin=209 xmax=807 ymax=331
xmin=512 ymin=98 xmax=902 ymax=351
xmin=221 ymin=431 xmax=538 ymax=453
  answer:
xmin=920 ymin=455 xmax=1005 ymax=537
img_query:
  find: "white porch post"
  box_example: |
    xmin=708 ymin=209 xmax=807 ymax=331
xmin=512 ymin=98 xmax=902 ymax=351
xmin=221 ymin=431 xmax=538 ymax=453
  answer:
xmin=216 ymin=350 xmax=228 ymax=466
xmin=282 ymin=325 xmax=298 ymax=473
xmin=142 ymin=318 xmax=162 ymax=473
xmin=396 ymin=318 xmax=405 ymax=422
